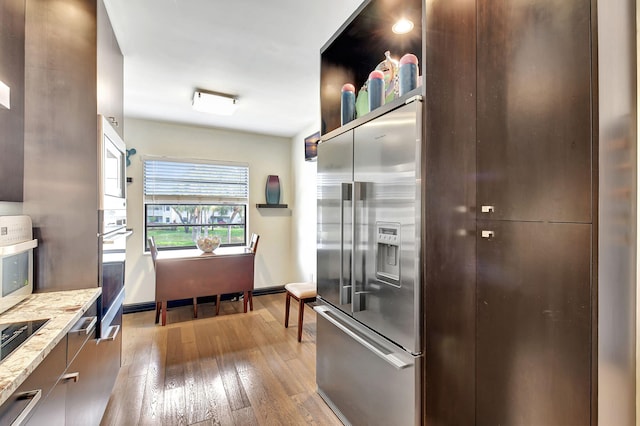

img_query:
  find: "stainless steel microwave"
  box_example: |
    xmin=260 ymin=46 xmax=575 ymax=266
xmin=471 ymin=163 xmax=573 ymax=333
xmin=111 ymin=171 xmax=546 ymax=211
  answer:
xmin=98 ymin=115 xmax=127 ymax=212
xmin=0 ymin=216 xmax=37 ymax=315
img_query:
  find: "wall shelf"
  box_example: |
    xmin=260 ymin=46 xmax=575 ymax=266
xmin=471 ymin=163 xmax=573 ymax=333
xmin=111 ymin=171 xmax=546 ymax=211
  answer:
xmin=256 ymin=204 xmax=288 ymax=209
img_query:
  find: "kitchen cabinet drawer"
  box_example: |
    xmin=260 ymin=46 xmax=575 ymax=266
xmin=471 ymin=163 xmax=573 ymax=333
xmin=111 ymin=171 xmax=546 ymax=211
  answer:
xmin=95 ymin=304 xmax=122 ymax=420
xmin=0 ymin=337 xmax=66 ymax=425
xmin=17 ymin=337 xmax=66 ymax=402
xmin=66 ymin=302 xmax=97 ymax=366
xmin=21 ymin=382 xmax=65 ymax=426
xmin=64 ymin=338 xmax=99 ymax=426
xmin=316 ymin=307 xmax=421 ymax=426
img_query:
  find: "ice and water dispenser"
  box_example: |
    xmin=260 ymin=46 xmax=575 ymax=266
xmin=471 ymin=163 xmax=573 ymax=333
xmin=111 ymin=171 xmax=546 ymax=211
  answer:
xmin=375 ymin=222 xmax=400 ymax=286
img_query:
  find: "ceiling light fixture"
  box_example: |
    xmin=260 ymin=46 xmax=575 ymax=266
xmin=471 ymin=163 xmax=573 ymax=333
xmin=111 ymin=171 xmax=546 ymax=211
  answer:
xmin=392 ymin=18 xmax=414 ymax=34
xmin=192 ymin=89 xmax=238 ymax=116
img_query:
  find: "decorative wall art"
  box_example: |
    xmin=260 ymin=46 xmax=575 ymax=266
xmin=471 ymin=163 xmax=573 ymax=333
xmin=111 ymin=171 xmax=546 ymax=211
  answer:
xmin=304 ymin=132 xmax=320 ymax=162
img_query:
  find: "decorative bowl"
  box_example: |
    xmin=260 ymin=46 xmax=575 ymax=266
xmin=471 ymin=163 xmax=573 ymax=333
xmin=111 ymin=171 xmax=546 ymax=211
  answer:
xmin=196 ymin=235 xmax=220 ymax=253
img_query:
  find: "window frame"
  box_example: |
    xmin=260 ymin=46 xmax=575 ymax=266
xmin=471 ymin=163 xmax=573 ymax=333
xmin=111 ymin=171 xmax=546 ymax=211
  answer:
xmin=142 ymin=156 xmax=249 ymax=252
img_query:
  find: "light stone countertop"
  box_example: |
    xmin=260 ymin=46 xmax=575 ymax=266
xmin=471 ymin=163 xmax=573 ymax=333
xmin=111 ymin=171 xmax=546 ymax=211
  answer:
xmin=0 ymin=288 xmax=101 ymax=407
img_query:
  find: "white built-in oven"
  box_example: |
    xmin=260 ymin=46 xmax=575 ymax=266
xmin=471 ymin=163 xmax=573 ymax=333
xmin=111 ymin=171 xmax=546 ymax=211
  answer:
xmin=98 ymin=115 xmax=129 ymax=340
xmin=0 ymin=216 xmax=37 ymax=315
xmin=98 ymin=115 xmax=127 ymax=215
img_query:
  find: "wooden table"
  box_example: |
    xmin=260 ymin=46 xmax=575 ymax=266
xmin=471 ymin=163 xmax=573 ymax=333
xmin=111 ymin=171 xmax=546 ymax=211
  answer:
xmin=154 ymin=246 xmax=255 ymax=326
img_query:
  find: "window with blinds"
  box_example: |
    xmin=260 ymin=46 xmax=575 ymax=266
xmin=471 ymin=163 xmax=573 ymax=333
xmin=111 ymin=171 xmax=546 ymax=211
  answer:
xmin=143 ymin=159 xmax=248 ymax=202
xmin=143 ymin=158 xmax=249 ymax=250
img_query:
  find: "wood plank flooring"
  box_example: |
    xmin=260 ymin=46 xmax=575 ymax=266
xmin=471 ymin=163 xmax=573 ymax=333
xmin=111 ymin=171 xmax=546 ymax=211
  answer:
xmin=100 ymin=294 xmax=341 ymax=426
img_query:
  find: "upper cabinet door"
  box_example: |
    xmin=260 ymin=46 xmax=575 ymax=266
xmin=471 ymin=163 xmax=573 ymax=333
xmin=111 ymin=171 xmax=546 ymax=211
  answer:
xmin=0 ymin=0 xmax=25 ymax=202
xmin=477 ymin=0 xmax=592 ymax=223
xmin=97 ymin=0 xmax=124 ymax=138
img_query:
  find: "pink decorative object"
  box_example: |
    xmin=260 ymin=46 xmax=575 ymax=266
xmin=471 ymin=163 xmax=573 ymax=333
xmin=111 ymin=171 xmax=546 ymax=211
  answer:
xmin=341 ymin=84 xmax=356 ymax=125
xmin=399 ymin=53 xmax=419 ymax=96
xmin=368 ymin=70 xmax=385 ymax=110
xmin=342 ymin=83 xmax=355 ymax=92
xmin=400 ymin=53 xmax=419 ymax=65
xmin=369 ymin=70 xmax=384 ymax=80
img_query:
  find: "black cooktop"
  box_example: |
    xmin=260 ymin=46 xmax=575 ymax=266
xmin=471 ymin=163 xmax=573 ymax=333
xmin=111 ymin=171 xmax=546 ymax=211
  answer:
xmin=0 ymin=319 xmax=49 ymax=362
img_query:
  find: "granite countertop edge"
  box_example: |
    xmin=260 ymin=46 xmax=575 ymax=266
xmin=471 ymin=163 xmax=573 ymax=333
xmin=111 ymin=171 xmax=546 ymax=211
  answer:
xmin=0 ymin=288 xmax=102 ymax=406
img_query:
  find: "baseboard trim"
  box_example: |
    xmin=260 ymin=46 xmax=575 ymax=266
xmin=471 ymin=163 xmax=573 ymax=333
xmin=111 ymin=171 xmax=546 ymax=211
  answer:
xmin=123 ymin=285 xmax=286 ymax=315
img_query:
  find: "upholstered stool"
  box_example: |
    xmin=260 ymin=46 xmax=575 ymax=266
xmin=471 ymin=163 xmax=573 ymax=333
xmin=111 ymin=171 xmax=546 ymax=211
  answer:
xmin=284 ymin=282 xmax=317 ymax=342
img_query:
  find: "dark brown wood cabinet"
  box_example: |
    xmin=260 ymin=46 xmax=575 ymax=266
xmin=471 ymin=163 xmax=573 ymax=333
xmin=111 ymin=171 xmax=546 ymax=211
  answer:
xmin=423 ymin=0 xmax=635 ymax=423
xmin=476 ymin=221 xmax=592 ymax=425
xmin=19 ymin=1 xmax=124 ymax=422
xmin=475 ymin=1 xmax=596 ymax=423
xmin=422 ymin=0 xmax=477 ymax=424
xmin=477 ymin=0 xmax=592 ymax=223
xmin=0 ymin=0 xmax=26 ymax=201
xmin=24 ymin=0 xmax=99 ymax=292
xmin=97 ymin=0 xmax=124 ymax=138
xmin=24 ymin=0 xmax=123 ymax=293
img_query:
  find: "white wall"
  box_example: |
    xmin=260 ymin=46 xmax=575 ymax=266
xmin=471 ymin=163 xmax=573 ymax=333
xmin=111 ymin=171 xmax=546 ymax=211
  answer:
xmin=290 ymin=124 xmax=319 ymax=284
xmin=123 ymin=118 xmax=293 ymax=306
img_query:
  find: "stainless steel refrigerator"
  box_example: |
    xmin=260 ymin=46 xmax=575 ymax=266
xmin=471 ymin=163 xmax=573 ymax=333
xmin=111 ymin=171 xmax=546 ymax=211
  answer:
xmin=315 ymin=97 xmax=423 ymax=426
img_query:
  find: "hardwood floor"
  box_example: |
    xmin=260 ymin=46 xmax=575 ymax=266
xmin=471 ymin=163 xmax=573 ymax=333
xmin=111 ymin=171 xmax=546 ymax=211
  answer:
xmin=100 ymin=294 xmax=341 ymax=426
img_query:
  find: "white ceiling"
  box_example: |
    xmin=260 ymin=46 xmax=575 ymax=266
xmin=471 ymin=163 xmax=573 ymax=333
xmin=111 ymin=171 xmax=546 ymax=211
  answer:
xmin=103 ymin=0 xmax=364 ymax=138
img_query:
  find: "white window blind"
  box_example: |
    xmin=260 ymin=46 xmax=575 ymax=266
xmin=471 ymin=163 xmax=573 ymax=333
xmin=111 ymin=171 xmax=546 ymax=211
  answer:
xmin=143 ymin=159 xmax=249 ymax=202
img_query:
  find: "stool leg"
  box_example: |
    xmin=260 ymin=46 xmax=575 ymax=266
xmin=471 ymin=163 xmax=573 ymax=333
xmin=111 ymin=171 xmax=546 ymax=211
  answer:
xmin=193 ymin=297 xmax=198 ymax=318
xmin=285 ymin=292 xmax=291 ymax=328
xmin=216 ymin=295 xmax=221 ymax=316
xmin=297 ymin=298 xmax=305 ymax=342
xmin=243 ymin=291 xmax=248 ymax=313
xmin=248 ymin=291 xmax=254 ymax=311
xmin=161 ymin=301 xmax=167 ymax=326
xmin=155 ymin=302 xmax=160 ymax=324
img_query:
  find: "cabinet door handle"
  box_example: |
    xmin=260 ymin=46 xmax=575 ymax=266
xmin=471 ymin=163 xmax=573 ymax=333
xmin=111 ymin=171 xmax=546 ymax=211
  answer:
xmin=481 ymin=230 xmax=494 ymax=239
xmin=11 ymin=389 xmax=41 ymax=426
xmin=60 ymin=372 xmax=79 ymax=383
xmin=481 ymin=205 xmax=495 ymax=213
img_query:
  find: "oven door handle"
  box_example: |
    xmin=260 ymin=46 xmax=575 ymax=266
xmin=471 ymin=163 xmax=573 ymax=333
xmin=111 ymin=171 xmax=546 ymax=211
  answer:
xmin=102 ymin=230 xmax=133 ymax=244
xmin=97 ymin=325 xmax=120 ymax=343
xmin=0 ymin=239 xmax=38 ymax=256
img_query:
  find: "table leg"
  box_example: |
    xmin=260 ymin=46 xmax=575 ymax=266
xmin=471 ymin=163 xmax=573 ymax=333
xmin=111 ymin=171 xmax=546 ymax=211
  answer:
xmin=162 ymin=301 xmax=167 ymax=326
xmin=155 ymin=302 xmax=160 ymax=324
xmin=248 ymin=291 xmax=254 ymax=311
xmin=243 ymin=291 xmax=248 ymax=313
xmin=193 ymin=297 xmax=198 ymax=318
xmin=216 ymin=295 xmax=221 ymax=316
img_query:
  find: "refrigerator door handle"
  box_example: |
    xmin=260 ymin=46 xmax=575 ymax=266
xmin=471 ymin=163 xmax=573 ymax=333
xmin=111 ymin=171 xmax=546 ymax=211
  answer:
xmin=352 ymin=181 xmax=365 ymax=312
xmin=340 ymin=182 xmax=352 ymax=305
xmin=314 ymin=305 xmax=413 ymax=370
